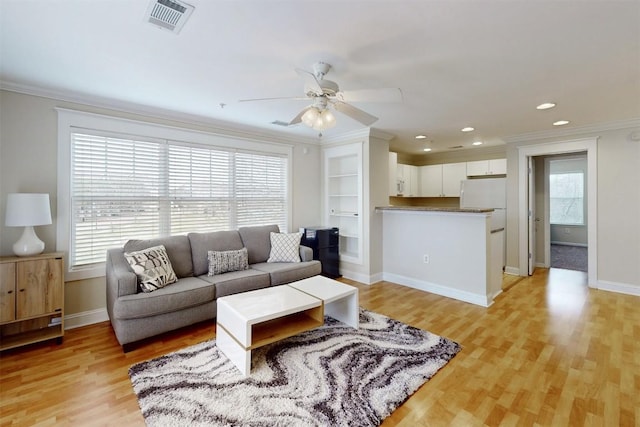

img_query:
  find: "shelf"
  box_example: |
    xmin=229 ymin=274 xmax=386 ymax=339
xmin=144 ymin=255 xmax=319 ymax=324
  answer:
xmin=329 ymin=173 xmax=358 ymax=179
xmin=250 ymin=308 xmax=323 ymax=349
xmin=330 ymin=212 xmax=359 ymax=217
xmin=0 ymin=324 xmax=63 ymax=351
xmin=340 ymin=233 xmax=359 ymax=239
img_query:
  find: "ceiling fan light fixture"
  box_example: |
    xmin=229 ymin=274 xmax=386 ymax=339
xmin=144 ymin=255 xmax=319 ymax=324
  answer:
xmin=302 ymin=107 xmax=336 ymax=131
xmin=301 ymin=108 xmax=319 ymax=127
xmin=320 ymin=109 xmax=336 ymax=128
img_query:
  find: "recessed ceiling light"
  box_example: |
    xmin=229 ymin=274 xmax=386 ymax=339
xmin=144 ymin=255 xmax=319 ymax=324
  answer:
xmin=423 ymin=148 xmax=432 ymax=152
xmin=461 ymin=127 xmax=474 ymax=132
xmin=472 ymin=141 xmax=483 ymax=146
xmin=553 ymin=120 xmax=570 ymax=126
xmin=415 ymin=135 xmax=427 ymax=139
xmin=536 ymin=102 xmax=556 ymax=110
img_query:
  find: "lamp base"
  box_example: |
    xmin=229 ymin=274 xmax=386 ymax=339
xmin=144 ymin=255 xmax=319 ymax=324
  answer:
xmin=12 ymin=226 xmax=45 ymax=257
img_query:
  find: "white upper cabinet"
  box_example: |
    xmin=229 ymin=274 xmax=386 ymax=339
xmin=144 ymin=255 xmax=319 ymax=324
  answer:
xmin=419 ymin=162 xmax=466 ymax=197
xmin=442 ymin=163 xmax=467 ymax=196
xmin=466 ymin=159 xmax=507 ymax=176
xmin=419 ymin=165 xmax=443 ymax=197
xmin=388 ymin=152 xmax=398 ymax=196
xmin=397 ymin=164 xmax=419 ymax=197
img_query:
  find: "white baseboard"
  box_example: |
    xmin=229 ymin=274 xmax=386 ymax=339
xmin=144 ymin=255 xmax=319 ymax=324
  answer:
xmin=64 ymin=308 xmax=109 ymax=330
xmin=340 ymin=269 xmax=379 ymax=285
xmin=382 ymin=272 xmax=493 ymax=307
xmin=596 ymin=280 xmax=640 ymax=297
xmin=504 ymin=266 xmax=521 ymax=276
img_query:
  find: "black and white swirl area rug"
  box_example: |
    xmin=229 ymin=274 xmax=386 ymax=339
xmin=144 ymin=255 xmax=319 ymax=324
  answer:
xmin=129 ymin=309 xmax=461 ymax=427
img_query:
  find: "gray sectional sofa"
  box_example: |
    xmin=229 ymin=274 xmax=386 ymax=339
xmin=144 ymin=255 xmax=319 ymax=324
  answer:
xmin=105 ymin=224 xmax=321 ymax=351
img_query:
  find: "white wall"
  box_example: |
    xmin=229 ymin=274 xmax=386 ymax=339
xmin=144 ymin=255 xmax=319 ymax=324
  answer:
xmin=0 ymin=89 xmax=322 ymax=320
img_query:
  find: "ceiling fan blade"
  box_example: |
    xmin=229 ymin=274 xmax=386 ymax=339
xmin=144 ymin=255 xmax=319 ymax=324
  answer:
xmin=289 ymin=106 xmax=313 ymax=125
xmin=332 ymin=101 xmax=378 ymax=126
xmin=295 ymin=68 xmax=323 ymax=95
xmin=238 ymin=96 xmax=307 ymax=103
xmin=336 ymin=88 xmax=403 ymax=103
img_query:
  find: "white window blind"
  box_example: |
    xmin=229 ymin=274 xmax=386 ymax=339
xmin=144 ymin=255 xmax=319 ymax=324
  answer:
xmin=70 ymin=131 xmax=288 ymax=270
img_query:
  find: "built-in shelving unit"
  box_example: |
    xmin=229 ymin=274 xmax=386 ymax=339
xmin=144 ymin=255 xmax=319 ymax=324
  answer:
xmin=324 ymin=143 xmax=363 ymax=264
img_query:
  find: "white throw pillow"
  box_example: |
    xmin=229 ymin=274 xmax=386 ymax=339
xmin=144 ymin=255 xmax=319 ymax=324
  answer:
xmin=208 ymin=248 xmax=249 ymax=276
xmin=124 ymin=245 xmax=178 ymax=293
xmin=267 ymin=232 xmax=302 ymax=263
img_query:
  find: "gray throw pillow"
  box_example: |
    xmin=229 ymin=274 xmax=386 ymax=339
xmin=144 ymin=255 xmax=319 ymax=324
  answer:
xmin=208 ymin=247 xmax=249 ymax=276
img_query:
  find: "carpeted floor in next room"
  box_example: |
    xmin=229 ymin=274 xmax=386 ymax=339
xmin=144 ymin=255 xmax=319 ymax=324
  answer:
xmin=550 ymin=244 xmax=588 ymax=272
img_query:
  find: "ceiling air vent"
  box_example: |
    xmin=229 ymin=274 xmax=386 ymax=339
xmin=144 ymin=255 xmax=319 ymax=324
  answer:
xmin=449 ymin=145 xmax=464 ymax=149
xmin=145 ymin=0 xmax=194 ymax=34
xmin=271 ymin=120 xmax=290 ymax=127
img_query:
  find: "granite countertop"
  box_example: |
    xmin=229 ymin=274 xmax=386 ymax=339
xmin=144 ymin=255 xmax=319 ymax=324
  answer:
xmin=375 ymin=206 xmax=494 ymax=213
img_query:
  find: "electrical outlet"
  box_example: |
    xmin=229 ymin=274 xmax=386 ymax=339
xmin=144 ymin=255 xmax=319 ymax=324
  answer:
xmin=564 ymin=227 xmax=570 ymax=234
xmin=423 ymin=254 xmax=430 ymax=264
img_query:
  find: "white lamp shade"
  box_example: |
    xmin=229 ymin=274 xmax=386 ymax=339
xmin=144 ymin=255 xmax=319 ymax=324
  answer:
xmin=5 ymin=193 xmax=52 ymax=226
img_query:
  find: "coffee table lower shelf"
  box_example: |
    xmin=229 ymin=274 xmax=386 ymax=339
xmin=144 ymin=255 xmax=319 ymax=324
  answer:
xmin=216 ymin=304 xmax=323 ymax=376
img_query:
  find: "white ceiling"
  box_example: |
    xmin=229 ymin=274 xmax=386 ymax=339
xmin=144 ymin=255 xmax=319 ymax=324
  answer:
xmin=1 ymin=0 xmax=639 ymax=155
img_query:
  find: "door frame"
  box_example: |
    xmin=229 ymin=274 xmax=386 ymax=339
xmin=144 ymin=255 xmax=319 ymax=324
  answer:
xmin=517 ymin=137 xmax=598 ymax=286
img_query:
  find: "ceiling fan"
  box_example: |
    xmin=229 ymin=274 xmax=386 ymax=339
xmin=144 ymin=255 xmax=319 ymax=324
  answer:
xmin=239 ymin=62 xmax=403 ymax=132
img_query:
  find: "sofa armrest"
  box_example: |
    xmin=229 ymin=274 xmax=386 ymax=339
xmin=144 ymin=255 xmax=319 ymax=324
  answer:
xmin=106 ymin=248 xmax=138 ymax=298
xmin=299 ymin=245 xmax=314 ymax=262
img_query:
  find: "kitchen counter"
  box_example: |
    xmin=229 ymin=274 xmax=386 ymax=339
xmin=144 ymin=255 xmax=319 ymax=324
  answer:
xmin=377 ymin=205 xmax=503 ymax=307
xmin=376 ymin=206 xmax=494 ymax=214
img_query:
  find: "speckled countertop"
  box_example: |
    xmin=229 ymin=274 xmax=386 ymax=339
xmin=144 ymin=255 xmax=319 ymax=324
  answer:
xmin=375 ymin=206 xmax=494 ymax=213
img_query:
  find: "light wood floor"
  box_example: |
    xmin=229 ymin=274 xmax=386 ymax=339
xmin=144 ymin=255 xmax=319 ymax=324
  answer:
xmin=1 ymin=268 xmax=638 ymax=426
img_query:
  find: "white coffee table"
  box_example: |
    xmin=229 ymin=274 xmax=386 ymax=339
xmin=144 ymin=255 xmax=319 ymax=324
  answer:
xmin=216 ymin=277 xmax=359 ymax=376
xmin=216 ymin=285 xmax=324 ymax=376
xmin=288 ymin=275 xmax=359 ymax=329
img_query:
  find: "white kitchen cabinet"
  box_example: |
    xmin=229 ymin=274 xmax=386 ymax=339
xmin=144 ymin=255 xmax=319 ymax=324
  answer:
xmin=397 ymin=164 xmax=419 ymax=197
xmin=466 ymin=159 xmax=507 ymax=176
xmin=419 ymin=162 xmax=466 ymax=197
xmin=388 ymin=152 xmax=398 ymax=196
xmin=442 ymin=162 xmax=467 ymax=196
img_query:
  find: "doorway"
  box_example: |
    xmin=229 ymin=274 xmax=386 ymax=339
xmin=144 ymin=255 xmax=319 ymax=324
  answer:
xmin=517 ymin=137 xmax=597 ymax=286
xmin=532 ymin=154 xmax=588 ymax=272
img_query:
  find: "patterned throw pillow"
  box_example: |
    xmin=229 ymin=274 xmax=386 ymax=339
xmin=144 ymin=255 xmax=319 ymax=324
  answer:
xmin=267 ymin=232 xmax=302 ymax=263
xmin=208 ymin=247 xmax=249 ymax=276
xmin=123 ymin=245 xmax=178 ymax=293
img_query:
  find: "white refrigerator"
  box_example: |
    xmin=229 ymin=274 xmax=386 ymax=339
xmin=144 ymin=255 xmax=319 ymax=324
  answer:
xmin=460 ymin=178 xmax=506 ymax=269
xmin=459 ymin=177 xmax=506 ymax=232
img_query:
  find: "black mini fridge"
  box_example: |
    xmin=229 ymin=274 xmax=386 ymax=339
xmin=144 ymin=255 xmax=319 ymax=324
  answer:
xmin=300 ymin=227 xmax=340 ymax=278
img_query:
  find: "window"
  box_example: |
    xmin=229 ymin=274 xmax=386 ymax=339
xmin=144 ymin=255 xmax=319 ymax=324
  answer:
xmin=58 ymin=109 xmax=292 ymax=279
xmin=549 ymin=172 xmax=584 ymax=225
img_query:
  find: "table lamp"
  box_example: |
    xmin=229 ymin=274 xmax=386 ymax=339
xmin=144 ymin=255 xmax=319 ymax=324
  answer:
xmin=5 ymin=193 xmax=52 ymax=256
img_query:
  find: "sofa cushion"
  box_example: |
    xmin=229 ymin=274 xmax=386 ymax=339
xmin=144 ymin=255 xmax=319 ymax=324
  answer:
xmin=123 ymin=245 xmax=178 ymax=293
xmin=112 ymin=277 xmax=215 ymax=320
xmin=208 ymin=248 xmax=249 ymax=275
xmin=188 ymin=230 xmax=244 ymax=276
xmin=251 ymin=261 xmax=321 ymax=286
xmin=267 ymin=232 xmax=302 ymax=263
xmin=238 ymin=224 xmax=280 ymax=264
xmin=124 ymin=236 xmax=193 ymax=278
xmin=197 ymin=269 xmax=271 ymax=298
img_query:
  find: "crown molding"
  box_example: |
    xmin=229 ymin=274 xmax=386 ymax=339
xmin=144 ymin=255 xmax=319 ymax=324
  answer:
xmin=504 ymin=118 xmax=640 ymax=143
xmin=1 ymin=80 xmax=323 ymax=146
